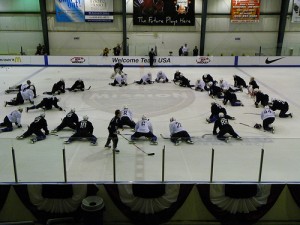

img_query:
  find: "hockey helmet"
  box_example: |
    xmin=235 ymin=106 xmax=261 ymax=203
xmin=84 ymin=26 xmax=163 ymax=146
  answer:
xmin=83 ymin=115 xmax=89 ymax=121
xmin=219 ymin=112 xmax=224 ymax=118
xmin=70 ymin=108 xmax=75 ymax=113
xmin=123 ymin=105 xmax=128 ymax=109
xmin=115 ymin=109 xmax=121 ymax=116
xmin=220 ymin=78 xmax=223 ymax=82
xmin=158 ymin=71 xmax=162 ymax=75
xmin=142 ymin=115 xmax=147 ymax=120
xmin=170 ymin=117 xmax=176 ymax=122
xmin=208 ymin=81 xmax=213 ymax=86
xmin=203 ymin=74 xmax=207 ymax=78
xmin=264 ymin=105 xmax=269 ymax=110
xmin=147 ymin=72 xmax=152 ymax=76
xmin=40 ymin=112 xmax=45 ymax=118
xmin=60 ymin=78 xmax=64 ymax=82
xmin=18 ymin=107 xmax=23 ymax=113
xmin=27 ymin=80 xmax=31 ymax=85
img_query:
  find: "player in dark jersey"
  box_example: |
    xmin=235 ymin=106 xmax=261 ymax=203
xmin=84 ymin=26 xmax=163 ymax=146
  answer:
xmin=213 ymin=112 xmax=242 ymax=142
xmin=105 ymin=109 xmax=121 ymax=153
xmin=51 ymin=108 xmax=79 ymax=133
xmin=16 ymin=113 xmax=49 ymax=143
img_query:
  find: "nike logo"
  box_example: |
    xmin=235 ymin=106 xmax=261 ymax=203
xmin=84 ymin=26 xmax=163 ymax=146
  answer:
xmin=265 ymin=57 xmax=284 ymax=64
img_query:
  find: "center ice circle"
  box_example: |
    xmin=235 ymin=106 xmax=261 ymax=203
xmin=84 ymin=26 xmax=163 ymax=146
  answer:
xmin=82 ymin=88 xmax=195 ymax=117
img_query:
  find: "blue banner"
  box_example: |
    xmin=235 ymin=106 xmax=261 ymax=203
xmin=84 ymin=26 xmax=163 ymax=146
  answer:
xmin=55 ymin=0 xmax=85 ymax=22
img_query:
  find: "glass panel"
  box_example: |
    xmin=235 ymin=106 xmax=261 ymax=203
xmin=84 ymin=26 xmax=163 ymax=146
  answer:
xmin=12 ymin=138 xmax=65 ymax=182
xmin=0 ymin=139 xmax=15 ymax=182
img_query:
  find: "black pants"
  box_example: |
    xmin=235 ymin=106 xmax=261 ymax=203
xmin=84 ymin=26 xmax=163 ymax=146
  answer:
xmin=217 ymin=125 xmax=239 ymax=140
xmin=263 ymin=117 xmax=275 ymax=131
xmin=105 ymin=132 xmax=118 ymax=149
xmin=56 ymin=119 xmax=77 ymax=131
xmin=7 ymin=92 xmax=24 ymax=106
xmin=171 ymin=130 xmax=191 ymax=143
xmin=120 ymin=117 xmax=135 ymax=129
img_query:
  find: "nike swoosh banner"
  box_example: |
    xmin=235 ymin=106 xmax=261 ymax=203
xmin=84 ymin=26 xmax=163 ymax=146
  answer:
xmin=292 ymin=0 xmax=300 ymax=23
xmin=231 ymin=0 xmax=260 ymax=23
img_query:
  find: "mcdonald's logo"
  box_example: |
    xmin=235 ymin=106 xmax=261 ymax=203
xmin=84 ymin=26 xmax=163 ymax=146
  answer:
xmin=14 ymin=57 xmax=22 ymax=63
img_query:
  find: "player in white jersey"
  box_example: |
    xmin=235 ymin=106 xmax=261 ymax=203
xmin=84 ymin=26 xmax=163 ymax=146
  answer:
xmin=120 ymin=105 xmax=136 ymax=129
xmin=219 ymin=78 xmax=241 ymax=92
xmin=169 ymin=117 xmax=193 ymax=145
xmin=135 ymin=72 xmax=153 ymax=85
xmin=194 ymin=79 xmax=205 ymax=91
xmin=5 ymin=80 xmax=37 ymax=97
xmin=261 ymin=105 xmax=275 ymax=133
xmin=130 ymin=115 xmax=157 ymax=144
xmin=0 ymin=107 xmax=23 ymax=132
xmin=155 ymin=71 xmax=169 ymax=83
xmin=109 ymin=74 xmax=128 ymax=87
xmin=5 ymin=87 xmax=34 ymax=107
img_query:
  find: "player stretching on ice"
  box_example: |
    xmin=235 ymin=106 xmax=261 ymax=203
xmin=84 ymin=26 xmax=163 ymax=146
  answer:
xmin=130 ymin=115 xmax=158 ymax=145
xmin=213 ymin=113 xmax=242 ymax=142
xmin=169 ymin=117 xmax=193 ymax=146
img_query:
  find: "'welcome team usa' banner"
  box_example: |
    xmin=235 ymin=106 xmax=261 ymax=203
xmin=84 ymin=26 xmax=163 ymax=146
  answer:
xmin=133 ymin=0 xmax=195 ymax=26
xmin=55 ymin=0 xmax=113 ymax=22
xmin=231 ymin=0 xmax=260 ymax=23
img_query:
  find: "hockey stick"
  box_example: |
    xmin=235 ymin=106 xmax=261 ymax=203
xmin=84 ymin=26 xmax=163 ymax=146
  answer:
xmin=160 ymin=134 xmax=170 ymax=139
xmin=202 ymin=133 xmax=213 ymax=138
xmin=243 ymin=113 xmax=260 ymax=115
xmin=119 ymin=133 xmax=155 ymax=156
xmin=236 ymin=122 xmax=273 ymax=133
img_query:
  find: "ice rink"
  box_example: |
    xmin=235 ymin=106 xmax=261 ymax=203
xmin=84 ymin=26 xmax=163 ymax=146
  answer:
xmin=0 ymin=65 xmax=300 ymax=183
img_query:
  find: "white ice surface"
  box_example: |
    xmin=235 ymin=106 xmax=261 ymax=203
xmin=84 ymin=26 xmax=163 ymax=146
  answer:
xmin=0 ymin=66 xmax=299 ymax=183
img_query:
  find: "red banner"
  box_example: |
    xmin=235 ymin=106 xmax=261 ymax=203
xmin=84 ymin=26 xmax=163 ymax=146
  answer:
xmin=231 ymin=0 xmax=260 ymax=23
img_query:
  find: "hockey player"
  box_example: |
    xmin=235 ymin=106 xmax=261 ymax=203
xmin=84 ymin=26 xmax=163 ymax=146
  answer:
xmin=269 ymin=98 xmax=293 ymax=118
xmin=111 ymin=62 xmax=124 ymax=79
xmin=48 ymin=79 xmax=65 ymax=95
xmin=5 ymin=87 xmax=34 ymax=107
xmin=173 ymin=72 xmax=192 ymax=87
xmin=109 ymin=74 xmax=128 ymax=87
xmin=202 ymin=74 xmax=214 ymax=84
xmin=208 ymin=82 xmax=224 ymax=99
xmin=135 ymin=72 xmax=154 ymax=85
xmin=120 ymin=105 xmax=136 ymax=129
xmin=67 ymin=79 xmax=85 ymax=92
xmin=233 ymin=75 xmax=247 ymax=89
xmin=131 ymin=115 xmax=158 ymax=144
xmin=213 ymin=112 xmax=242 ymax=142
xmin=254 ymin=89 xmax=269 ymax=108
xmin=5 ymin=80 xmax=37 ymax=98
xmin=261 ymin=106 xmax=275 ymax=133
xmin=194 ymin=79 xmax=205 ymax=91
xmin=169 ymin=117 xmax=193 ymax=145
xmin=248 ymin=77 xmax=259 ymax=97
xmin=26 ymin=96 xmax=63 ymax=112
xmin=50 ymin=108 xmax=79 ymax=134
xmin=105 ymin=109 xmax=122 ymax=153
xmin=223 ymin=89 xmax=244 ymax=106
xmin=219 ymin=78 xmax=241 ymax=92
xmin=173 ymin=70 xmax=181 ymax=82
xmin=155 ymin=71 xmax=169 ymax=83
xmin=16 ymin=113 xmax=49 ymax=144
xmin=206 ymin=102 xmax=235 ymax=123
xmin=64 ymin=115 xmax=97 ymax=145
xmin=0 ymin=107 xmax=23 ymax=132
